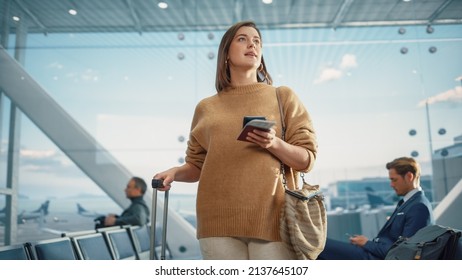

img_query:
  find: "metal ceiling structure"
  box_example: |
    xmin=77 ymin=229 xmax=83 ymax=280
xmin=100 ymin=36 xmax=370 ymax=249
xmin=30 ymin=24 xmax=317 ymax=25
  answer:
xmin=1 ymin=0 xmax=462 ymax=35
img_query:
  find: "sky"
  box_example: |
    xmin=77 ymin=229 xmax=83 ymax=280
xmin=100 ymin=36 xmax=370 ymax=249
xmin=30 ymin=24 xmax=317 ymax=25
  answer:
xmin=1 ymin=23 xmax=461 ymax=202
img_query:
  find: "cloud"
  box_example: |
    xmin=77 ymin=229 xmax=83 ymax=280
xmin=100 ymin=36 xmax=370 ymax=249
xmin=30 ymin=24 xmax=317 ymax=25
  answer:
xmin=65 ymin=68 xmax=100 ymax=82
xmin=417 ymin=86 xmax=462 ymax=107
xmin=314 ymin=53 xmax=357 ymax=84
xmin=314 ymin=68 xmax=343 ymax=84
xmin=340 ymin=54 xmax=358 ymax=69
xmin=48 ymin=62 xmax=64 ymax=70
xmin=19 ymin=148 xmax=75 ymax=174
xmin=21 ymin=149 xmax=56 ymax=158
xmin=81 ymin=68 xmax=100 ymax=82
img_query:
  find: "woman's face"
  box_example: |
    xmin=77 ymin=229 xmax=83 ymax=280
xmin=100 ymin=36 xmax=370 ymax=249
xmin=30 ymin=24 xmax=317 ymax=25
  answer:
xmin=227 ymin=26 xmax=262 ymax=71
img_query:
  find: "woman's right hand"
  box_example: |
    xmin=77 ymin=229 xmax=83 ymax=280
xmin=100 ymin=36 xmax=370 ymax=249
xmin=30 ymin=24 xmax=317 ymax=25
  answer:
xmin=153 ymin=163 xmax=201 ymax=191
xmin=153 ymin=167 xmax=177 ymax=191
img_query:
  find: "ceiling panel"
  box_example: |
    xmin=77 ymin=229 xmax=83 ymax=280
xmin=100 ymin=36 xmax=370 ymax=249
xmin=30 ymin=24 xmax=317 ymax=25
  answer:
xmin=0 ymin=0 xmax=461 ymax=35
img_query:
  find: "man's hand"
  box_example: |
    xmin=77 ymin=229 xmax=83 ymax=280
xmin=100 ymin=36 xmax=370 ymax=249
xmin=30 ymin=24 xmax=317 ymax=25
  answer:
xmin=350 ymin=235 xmax=369 ymax=247
xmin=104 ymin=214 xmax=117 ymax=226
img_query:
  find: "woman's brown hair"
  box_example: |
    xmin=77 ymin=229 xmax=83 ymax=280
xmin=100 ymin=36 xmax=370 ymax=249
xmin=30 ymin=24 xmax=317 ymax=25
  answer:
xmin=215 ymin=21 xmax=273 ymax=92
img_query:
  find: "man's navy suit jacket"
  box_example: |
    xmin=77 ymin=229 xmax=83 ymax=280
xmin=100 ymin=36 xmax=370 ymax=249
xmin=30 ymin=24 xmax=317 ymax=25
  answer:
xmin=318 ymin=190 xmax=434 ymax=260
xmin=362 ymin=191 xmax=434 ymax=258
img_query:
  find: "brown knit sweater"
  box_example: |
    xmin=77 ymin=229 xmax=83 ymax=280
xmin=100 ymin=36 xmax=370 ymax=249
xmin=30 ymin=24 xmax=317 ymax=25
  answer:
xmin=185 ymin=83 xmax=317 ymax=241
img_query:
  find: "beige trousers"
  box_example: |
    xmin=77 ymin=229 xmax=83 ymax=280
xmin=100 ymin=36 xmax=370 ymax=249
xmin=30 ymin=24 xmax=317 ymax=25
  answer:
xmin=199 ymin=237 xmax=296 ymax=260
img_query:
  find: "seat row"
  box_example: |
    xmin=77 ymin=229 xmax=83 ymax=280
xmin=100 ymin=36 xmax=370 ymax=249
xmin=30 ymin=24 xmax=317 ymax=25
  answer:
xmin=0 ymin=224 xmax=171 ymax=260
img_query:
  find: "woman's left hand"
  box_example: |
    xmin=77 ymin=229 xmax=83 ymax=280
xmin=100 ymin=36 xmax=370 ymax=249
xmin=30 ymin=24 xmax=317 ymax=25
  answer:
xmin=246 ymin=128 xmax=277 ymax=149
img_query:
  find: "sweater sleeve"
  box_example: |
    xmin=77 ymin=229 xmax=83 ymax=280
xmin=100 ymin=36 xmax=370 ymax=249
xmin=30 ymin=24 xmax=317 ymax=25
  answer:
xmin=279 ymin=86 xmax=318 ymax=172
xmin=185 ymin=99 xmax=208 ymax=170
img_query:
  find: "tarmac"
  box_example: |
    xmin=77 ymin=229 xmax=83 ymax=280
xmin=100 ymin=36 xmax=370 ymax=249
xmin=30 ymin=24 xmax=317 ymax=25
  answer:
xmin=0 ymin=212 xmax=96 ymax=246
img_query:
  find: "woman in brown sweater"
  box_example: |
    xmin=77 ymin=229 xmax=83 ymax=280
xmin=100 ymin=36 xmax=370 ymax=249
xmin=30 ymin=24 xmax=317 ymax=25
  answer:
xmin=153 ymin=21 xmax=317 ymax=260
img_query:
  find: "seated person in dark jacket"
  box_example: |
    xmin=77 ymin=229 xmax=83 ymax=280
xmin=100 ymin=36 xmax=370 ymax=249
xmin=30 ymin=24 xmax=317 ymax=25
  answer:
xmin=318 ymin=157 xmax=434 ymax=260
xmin=101 ymin=176 xmax=150 ymax=227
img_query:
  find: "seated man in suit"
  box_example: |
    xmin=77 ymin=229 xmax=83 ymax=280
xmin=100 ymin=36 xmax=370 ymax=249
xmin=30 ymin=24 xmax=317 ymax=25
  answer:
xmin=318 ymin=157 xmax=434 ymax=260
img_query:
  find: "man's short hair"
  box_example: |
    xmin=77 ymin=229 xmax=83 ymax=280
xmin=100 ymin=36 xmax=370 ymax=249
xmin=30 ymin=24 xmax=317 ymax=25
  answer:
xmin=386 ymin=157 xmax=421 ymax=179
xmin=131 ymin=176 xmax=147 ymax=195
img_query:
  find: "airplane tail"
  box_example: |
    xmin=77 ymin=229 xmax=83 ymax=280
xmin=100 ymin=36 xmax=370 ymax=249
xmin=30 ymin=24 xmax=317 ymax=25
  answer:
xmin=366 ymin=193 xmax=389 ymax=208
xmin=32 ymin=200 xmax=50 ymax=215
xmin=76 ymin=203 xmax=103 ymax=218
xmin=77 ymin=203 xmax=87 ymax=214
xmin=365 ymin=187 xmax=396 ymax=208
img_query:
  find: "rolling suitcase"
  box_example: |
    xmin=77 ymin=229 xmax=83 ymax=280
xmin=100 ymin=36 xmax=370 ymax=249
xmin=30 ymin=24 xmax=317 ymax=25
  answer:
xmin=150 ymin=179 xmax=169 ymax=260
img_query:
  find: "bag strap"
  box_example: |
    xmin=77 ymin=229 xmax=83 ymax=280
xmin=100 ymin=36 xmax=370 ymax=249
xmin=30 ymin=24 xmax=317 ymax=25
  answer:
xmin=275 ymin=88 xmax=308 ymax=190
xmin=276 ymin=87 xmax=285 ymax=141
xmin=276 ymin=88 xmax=288 ymax=189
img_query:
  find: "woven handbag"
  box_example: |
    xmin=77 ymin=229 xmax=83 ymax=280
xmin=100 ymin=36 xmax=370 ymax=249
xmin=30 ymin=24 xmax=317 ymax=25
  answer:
xmin=276 ymin=88 xmax=327 ymax=260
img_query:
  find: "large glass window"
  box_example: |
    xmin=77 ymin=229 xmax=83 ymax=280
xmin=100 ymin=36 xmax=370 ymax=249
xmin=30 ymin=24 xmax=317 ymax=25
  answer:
xmin=1 ymin=1 xmax=461 ymax=246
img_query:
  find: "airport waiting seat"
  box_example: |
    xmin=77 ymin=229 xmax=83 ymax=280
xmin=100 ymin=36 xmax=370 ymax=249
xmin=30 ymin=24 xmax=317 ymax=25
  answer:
xmin=61 ymin=229 xmax=97 ymax=238
xmin=0 ymin=243 xmax=33 ymax=260
xmin=96 ymin=225 xmax=122 ymax=233
xmin=31 ymin=237 xmax=78 ymax=260
xmin=100 ymin=228 xmax=138 ymax=260
xmin=71 ymin=232 xmax=113 ymax=260
xmin=127 ymin=225 xmax=151 ymax=260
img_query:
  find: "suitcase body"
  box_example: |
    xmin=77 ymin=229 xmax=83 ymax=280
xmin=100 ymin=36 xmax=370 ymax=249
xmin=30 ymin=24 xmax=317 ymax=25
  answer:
xmin=150 ymin=179 xmax=169 ymax=260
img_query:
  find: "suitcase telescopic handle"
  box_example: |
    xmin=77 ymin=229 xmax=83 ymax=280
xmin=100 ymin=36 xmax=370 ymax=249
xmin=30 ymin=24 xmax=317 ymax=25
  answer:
xmin=150 ymin=179 xmax=169 ymax=260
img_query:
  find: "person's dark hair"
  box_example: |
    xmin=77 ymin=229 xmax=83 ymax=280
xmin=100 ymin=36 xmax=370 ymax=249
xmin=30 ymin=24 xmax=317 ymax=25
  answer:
xmin=131 ymin=176 xmax=147 ymax=195
xmin=215 ymin=21 xmax=272 ymax=92
xmin=386 ymin=157 xmax=421 ymax=179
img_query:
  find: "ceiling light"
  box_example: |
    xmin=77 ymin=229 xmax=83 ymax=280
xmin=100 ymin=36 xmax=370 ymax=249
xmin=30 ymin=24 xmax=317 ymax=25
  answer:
xmin=158 ymin=2 xmax=168 ymax=9
xmin=12 ymin=16 xmax=20 ymax=21
xmin=262 ymin=0 xmax=273 ymax=4
xmin=441 ymin=149 xmax=448 ymax=157
xmin=426 ymin=25 xmax=434 ymax=34
xmin=68 ymin=9 xmax=77 ymax=16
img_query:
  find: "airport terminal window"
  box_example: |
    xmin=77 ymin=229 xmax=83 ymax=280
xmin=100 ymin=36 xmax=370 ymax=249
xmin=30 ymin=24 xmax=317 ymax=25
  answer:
xmin=1 ymin=6 xmax=461 ymax=246
xmin=12 ymin=24 xmax=461 ymax=200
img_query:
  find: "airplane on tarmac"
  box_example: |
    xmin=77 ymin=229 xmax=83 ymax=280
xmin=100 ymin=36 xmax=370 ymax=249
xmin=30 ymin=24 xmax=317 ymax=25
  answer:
xmin=365 ymin=186 xmax=397 ymax=209
xmin=76 ymin=203 xmax=106 ymax=218
xmin=77 ymin=202 xmax=197 ymax=228
xmin=0 ymin=200 xmax=50 ymax=224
